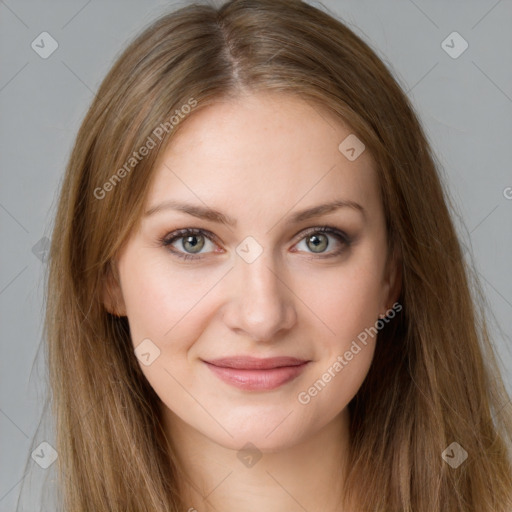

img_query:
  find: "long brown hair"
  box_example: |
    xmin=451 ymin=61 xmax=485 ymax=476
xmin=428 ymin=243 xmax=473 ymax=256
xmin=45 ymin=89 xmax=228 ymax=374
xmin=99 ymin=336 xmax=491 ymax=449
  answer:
xmin=21 ymin=0 xmax=512 ymax=510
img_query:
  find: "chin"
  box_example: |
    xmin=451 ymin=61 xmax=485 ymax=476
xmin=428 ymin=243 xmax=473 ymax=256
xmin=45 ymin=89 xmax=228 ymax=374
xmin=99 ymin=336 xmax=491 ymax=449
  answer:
xmin=199 ymin=406 xmax=314 ymax=453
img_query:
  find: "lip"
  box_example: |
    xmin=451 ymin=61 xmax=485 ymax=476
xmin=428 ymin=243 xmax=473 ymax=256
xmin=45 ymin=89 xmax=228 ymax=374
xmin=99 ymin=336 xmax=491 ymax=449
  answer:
xmin=203 ymin=356 xmax=310 ymax=391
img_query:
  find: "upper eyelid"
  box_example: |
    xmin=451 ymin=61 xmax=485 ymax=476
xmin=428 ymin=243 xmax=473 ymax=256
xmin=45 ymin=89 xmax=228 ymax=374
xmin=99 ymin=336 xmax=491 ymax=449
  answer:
xmin=163 ymin=227 xmax=219 ymax=244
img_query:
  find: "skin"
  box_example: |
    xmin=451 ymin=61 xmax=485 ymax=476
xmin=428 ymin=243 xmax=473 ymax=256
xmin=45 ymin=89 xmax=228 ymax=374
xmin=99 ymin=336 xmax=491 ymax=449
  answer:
xmin=106 ymin=91 xmax=401 ymax=512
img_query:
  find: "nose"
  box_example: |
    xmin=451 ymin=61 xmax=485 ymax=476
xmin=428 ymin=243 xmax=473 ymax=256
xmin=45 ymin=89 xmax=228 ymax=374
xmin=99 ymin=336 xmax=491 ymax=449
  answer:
xmin=221 ymin=249 xmax=297 ymax=343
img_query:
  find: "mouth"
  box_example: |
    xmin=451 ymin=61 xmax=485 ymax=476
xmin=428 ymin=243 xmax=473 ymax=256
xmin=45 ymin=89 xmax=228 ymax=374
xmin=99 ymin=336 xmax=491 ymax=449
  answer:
xmin=202 ymin=356 xmax=310 ymax=391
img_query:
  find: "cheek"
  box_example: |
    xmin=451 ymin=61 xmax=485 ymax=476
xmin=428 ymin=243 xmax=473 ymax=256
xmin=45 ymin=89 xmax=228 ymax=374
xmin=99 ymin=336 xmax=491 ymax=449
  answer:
xmin=118 ymin=253 xmax=222 ymax=407
xmin=301 ymin=249 xmax=386 ymax=348
xmin=291 ymin=246 xmax=385 ymax=411
xmin=119 ymin=251 xmax=227 ymax=350
xmin=294 ymin=271 xmax=382 ymax=420
xmin=296 ymin=343 xmax=375 ymax=429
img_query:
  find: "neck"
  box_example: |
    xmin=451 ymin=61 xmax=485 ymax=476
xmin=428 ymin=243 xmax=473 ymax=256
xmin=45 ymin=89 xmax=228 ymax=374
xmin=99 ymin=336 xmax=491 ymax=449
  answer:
xmin=163 ymin=408 xmax=351 ymax=512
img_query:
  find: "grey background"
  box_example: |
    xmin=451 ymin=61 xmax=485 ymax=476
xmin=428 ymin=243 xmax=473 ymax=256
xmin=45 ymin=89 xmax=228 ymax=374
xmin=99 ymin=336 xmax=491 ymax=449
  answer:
xmin=1 ymin=0 xmax=511 ymax=509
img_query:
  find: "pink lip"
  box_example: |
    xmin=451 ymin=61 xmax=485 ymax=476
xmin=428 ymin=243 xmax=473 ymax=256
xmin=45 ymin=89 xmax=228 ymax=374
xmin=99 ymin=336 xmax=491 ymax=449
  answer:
xmin=203 ymin=356 xmax=310 ymax=391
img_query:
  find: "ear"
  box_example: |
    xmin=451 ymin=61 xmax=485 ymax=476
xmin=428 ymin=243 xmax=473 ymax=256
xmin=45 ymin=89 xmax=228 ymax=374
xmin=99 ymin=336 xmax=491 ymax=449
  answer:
xmin=380 ymin=244 xmax=402 ymax=314
xmin=102 ymin=260 xmax=127 ymax=317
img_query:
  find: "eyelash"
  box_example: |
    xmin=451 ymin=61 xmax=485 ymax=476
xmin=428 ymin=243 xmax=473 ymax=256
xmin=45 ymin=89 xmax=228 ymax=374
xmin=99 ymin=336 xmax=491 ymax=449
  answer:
xmin=159 ymin=226 xmax=352 ymax=261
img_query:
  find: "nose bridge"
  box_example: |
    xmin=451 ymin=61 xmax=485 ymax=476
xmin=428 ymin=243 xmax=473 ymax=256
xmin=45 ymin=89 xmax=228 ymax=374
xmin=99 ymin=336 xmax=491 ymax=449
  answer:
xmin=224 ymin=244 xmax=296 ymax=341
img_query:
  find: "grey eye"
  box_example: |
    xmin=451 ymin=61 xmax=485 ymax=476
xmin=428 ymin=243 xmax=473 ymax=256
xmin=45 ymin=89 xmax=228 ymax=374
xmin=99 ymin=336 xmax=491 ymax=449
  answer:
xmin=180 ymin=234 xmax=206 ymax=253
xmin=305 ymin=233 xmax=329 ymax=253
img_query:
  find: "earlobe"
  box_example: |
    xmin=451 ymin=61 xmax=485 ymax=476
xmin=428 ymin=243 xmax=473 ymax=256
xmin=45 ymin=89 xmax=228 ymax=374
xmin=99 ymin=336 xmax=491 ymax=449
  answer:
xmin=102 ymin=261 xmax=127 ymax=317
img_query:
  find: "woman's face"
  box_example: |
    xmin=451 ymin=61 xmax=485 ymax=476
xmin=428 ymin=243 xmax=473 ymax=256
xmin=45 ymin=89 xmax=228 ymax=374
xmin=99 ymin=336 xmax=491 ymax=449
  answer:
xmin=109 ymin=92 xmax=399 ymax=452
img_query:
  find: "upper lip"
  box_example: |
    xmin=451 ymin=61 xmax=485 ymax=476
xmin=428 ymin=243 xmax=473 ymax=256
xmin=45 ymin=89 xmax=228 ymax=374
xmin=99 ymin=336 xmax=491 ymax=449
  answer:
xmin=204 ymin=356 xmax=309 ymax=370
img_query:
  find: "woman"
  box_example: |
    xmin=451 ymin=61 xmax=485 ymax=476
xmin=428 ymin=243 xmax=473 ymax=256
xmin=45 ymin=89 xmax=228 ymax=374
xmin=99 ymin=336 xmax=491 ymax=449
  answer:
xmin=22 ymin=0 xmax=512 ymax=510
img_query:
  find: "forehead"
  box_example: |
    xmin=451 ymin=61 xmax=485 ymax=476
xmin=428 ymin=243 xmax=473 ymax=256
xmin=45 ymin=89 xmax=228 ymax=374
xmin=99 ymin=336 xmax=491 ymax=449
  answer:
xmin=145 ymin=92 xmax=381 ymax=222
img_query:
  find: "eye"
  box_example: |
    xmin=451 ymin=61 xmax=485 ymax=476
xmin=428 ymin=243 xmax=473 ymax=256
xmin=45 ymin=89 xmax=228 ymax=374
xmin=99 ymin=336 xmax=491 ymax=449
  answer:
xmin=160 ymin=228 xmax=220 ymax=260
xmin=292 ymin=226 xmax=351 ymax=258
xmin=160 ymin=225 xmax=352 ymax=261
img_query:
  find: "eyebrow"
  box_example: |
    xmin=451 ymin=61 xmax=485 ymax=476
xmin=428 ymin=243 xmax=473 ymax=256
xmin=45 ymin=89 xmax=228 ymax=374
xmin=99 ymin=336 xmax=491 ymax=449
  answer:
xmin=144 ymin=198 xmax=366 ymax=227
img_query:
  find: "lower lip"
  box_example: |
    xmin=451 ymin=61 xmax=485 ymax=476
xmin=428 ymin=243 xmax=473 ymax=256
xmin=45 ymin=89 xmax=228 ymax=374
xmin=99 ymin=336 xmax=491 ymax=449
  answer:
xmin=204 ymin=362 xmax=309 ymax=391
